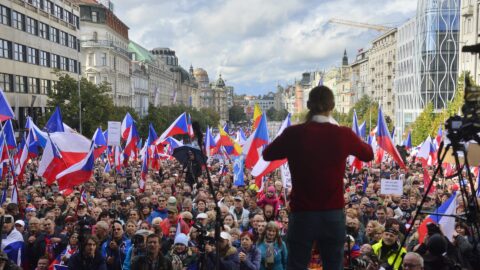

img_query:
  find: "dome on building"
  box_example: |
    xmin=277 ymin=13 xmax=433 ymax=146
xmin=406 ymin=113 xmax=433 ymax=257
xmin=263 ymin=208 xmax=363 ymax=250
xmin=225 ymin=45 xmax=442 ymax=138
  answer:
xmin=193 ymin=68 xmax=208 ymax=78
xmin=215 ymin=74 xmax=226 ymax=88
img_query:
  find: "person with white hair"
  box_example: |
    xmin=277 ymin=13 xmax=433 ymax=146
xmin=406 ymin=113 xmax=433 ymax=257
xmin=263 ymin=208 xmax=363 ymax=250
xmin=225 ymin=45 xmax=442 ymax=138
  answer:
xmin=402 ymin=252 xmax=424 ymax=270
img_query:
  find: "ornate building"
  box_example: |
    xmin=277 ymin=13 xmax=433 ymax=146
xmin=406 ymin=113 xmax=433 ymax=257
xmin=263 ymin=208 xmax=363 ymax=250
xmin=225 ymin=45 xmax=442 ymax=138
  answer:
xmin=210 ymin=74 xmax=229 ymax=121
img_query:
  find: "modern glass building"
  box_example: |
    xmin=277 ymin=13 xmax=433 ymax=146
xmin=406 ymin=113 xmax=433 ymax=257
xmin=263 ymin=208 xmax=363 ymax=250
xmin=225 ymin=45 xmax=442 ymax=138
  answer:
xmin=394 ymin=0 xmax=460 ymax=141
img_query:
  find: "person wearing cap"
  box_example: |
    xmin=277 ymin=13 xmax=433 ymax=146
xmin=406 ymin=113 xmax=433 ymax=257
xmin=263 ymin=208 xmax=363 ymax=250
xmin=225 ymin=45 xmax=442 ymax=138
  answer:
xmin=372 ymin=226 xmax=406 ymax=270
xmin=1 ymin=214 xmax=25 ymax=266
xmin=159 ymin=205 xmax=190 ymax=236
xmin=205 ymin=231 xmax=240 ymax=270
xmin=230 ymin=196 xmax=250 ymax=231
xmin=166 ymin=233 xmax=197 ymax=270
xmin=14 ymin=220 xmax=25 ymax=234
xmin=263 ymin=85 xmax=373 ymax=270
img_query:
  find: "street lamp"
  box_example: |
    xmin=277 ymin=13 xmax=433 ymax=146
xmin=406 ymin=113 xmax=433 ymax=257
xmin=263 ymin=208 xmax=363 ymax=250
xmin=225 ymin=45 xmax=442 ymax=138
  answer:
xmin=77 ymin=39 xmax=82 ymax=134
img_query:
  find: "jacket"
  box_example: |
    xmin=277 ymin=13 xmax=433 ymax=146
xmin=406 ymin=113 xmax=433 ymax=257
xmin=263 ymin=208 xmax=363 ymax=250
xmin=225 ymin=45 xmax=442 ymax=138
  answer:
xmin=130 ymin=254 xmax=173 ymax=270
xmin=230 ymin=207 xmax=250 ymax=230
xmin=101 ymin=236 xmax=132 ymax=270
xmin=67 ymin=252 xmax=107 ymax=270
xmin=372 ymin=239 xmax=406 ymax=270
xmin=206 ymin=246 xmax=240 ymax=270
xmin=256 ymin=241 xmax=287 ymax=270
xmin=239 ymin=246 xmax=261 ymax=270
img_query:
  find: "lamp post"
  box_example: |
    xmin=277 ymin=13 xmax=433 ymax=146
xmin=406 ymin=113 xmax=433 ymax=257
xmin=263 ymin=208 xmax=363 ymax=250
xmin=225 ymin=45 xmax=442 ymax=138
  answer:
xmin=77 ymin=39 xmax=82 ymax=134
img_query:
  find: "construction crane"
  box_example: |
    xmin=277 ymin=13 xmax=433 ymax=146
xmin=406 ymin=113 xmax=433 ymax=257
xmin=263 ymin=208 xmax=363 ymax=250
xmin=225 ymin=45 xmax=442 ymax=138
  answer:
xmin=328 ymin=18 xmax=392 ymax=32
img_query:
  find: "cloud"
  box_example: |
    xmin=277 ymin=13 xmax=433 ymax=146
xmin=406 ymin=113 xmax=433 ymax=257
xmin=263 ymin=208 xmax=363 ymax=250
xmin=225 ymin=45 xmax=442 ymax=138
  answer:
xmin=113 ymin=0 xmax=417 ymax=95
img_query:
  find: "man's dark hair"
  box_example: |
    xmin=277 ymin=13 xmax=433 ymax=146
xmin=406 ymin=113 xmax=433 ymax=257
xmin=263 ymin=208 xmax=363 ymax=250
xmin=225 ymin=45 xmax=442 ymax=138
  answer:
xmin=147 ymin=233 xmax=162 ymax=243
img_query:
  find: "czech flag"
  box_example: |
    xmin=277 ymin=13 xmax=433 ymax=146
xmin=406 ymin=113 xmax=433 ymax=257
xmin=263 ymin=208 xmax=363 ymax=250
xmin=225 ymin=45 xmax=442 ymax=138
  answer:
xmin=37 ymin=137 xmax=66 ymax=185
xmin=244 ymin=113 xmax=269 ymax=169
xmin=2 ymin=120 xmax=16 ymax=149
xmin=147 ymin=124 xmax=158 ymax=146
xmin=121 ymin=112 xmax=134 ymax=141
xmin=15 ymin=131 xmax=35 ymax=180
xmin=92 ymin=127 xmax=107 ymax=159
xmin=139 ymin=152 xmax=148 ymax=192
xmin=56 ymin=144 xmax=95 ymax=190
xmin=417 ymin=192 xmax=457 ymax=243
xmin=403 ymin=132 xmax=412 ymax=150
xmin=1 ymin=225 xmax=24 ymax=265
xmin=205 ymin=126 xmax=216 ymax=157
xmin=359 ymin=121 xmax=366 ymax=140
xmin=252 ymin=114 xmax=291 ymax=185
xmin=252 ymin=104 xmax=262 ymax=131
xmin=376 ymin=106 xmax=406 ymax=168
xmin=156 ymin=112 xmax=189 ymax=143
xmin=124 ymin=123 xmax=139 ymax=158
xmin=187 ymin=113 xmax=194 ymax=138
xmin=44 ymin=106 xmax=65 ymax=133
xmin=350 ymin=110 xmax=363 ymax=172
xmin=417 ymin=136 xmax=436 ymax=167
xmin=423 ymin=168 xmax=436 ymax=194
xmin=0 ymin=87 xmax=14 ymax=121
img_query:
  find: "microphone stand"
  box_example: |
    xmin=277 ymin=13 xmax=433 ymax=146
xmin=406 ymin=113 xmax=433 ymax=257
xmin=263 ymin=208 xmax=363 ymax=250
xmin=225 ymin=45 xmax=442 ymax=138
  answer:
xmin=192 ymin=122 xmax=222 ymax=270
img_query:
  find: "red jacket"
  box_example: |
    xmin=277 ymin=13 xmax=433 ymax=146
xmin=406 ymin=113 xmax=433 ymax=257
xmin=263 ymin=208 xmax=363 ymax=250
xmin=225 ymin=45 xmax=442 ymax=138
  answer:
xmin=263 ymin=120 xmax=373 ymax=212
xmin=160 ymin=217 xmax=190 ymax=235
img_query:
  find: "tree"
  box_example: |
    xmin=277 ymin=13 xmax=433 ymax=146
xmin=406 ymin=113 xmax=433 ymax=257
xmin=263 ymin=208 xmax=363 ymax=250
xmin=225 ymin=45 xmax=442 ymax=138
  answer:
xmin=410 ymin=102 xmax=435 ymax=146
xmin=275 ymin=108 xmax=289 ymax=121
xmin=228 ymin=105 xmax=246 ymax=124
xmin=46 ymin=74 xmax=115 ymax=138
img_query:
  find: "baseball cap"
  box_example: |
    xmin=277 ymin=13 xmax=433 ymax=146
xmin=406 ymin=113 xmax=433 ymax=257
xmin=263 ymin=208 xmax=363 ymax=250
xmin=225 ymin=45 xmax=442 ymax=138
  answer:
xmin=196 ymin=213 xmax=208 ymax=219
xmin=167 ymin=205 xmax=178 ymax=214
xmin=174 ymin=233 xmax=189 ymax=246
xmin=14 ymin=220 xmax=25 ymax=227
xmin=168 ymin=196 xmax=177 ymax=205
xmin=234 ymin=196 xmax=243 ymax=201
xmin=220 ymin=231 xmax=231 ymax=242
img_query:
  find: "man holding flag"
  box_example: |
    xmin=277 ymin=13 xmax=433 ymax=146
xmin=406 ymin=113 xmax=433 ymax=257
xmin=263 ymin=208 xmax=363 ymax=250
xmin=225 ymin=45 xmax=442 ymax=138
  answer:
xmin=263 ymin=86 xmax=374 ymax=270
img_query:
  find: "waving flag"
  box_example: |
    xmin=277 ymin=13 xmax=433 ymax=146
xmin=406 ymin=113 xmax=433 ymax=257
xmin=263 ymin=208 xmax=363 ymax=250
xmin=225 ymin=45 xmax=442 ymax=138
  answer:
xmin=244 ymin=113 xmax=269 ymax=169
xmin=216 ymin=125 xmax=242 ymax=156
xmin=56 ymin=144 xmax=95 ymax=190
xmin=44 ymin=107 xmax=65 ymax=133
xmin=15 ymin=131 xmax=35 ymax=179
xmin=252 ymin=104 xmax=262 ymax=131
xmin=1 ymin=227 xmax=24 ymax=265
xmin=37 ymin=137 xmax=66 ymax=185
xmin=121 ymin=112 xmax=134 ymax=141
xmin=2 ymin=120 xmax=16 ymax=149
xmin=236 ymin=128 xmax=247 ymax=146
xmin=205 ymin=126 xmax=216 ymax=157
xmin=233 ymin=156 xmax=245 ymax=186
xmin=417 ymin=192 xmax=457 ymax=243
xmin=350 ymin=110 xmax=363 ymax=172
xmin=114 ymin=145 xmax=123 ymax=171
xmin=92 ymin=128 xmax=107 ymax=158
xmin=252 ymin=114 xmax=291 ymax=185
xmin=124 ymin=123 xmax=139 ymax=158
xmin=423 ymin=168 xmax=436 ymax=194
xmin=147 ymin=124 xmax=158 ymax=146
xmin=359 ymin=121 xmax=366 ymax=139
xmin=417 ymin=136 xmax=436 ymax=167
xmin=104 ymin=159 xmax=111 ymax=173
xmin=156 ymin=113 xmax=189 ymax=143
xmin=435 ymin=126 xmax=443 ymax=147
xmin=187 ymin=113 xmax=194 ymax=138
xmin=403 ymin=132 xmax=412 ymax=150
xmin=0 ymin=87 xmax=14 ymax=121
xmin=376 ymin=107 xmax=406 ymax=168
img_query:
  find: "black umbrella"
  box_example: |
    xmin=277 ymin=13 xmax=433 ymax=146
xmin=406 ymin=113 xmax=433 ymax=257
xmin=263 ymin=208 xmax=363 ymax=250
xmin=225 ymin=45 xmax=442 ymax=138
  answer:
xmin=172 ymin=145 xmax=207 ymax=165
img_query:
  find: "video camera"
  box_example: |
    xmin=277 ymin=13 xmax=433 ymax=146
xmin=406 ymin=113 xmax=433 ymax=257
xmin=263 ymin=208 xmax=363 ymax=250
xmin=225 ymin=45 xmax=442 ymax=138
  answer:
xmin=192 ymin=222 xmax=215 ymax=252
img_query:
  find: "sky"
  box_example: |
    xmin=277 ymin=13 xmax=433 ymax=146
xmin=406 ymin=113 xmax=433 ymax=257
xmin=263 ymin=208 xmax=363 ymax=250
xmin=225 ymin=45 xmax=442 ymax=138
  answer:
xmin=112 ymin=0 xmax=418 ymax=95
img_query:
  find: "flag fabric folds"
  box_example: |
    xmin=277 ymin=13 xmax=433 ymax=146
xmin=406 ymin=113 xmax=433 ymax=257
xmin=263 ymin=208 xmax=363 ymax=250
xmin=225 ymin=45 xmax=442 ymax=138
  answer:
xmin=121 ymin=112 xmax=134 ymax=141
xmin=1 ymin=227 xmax=24 ymax=265
xmin=403 ymin=132 xmax=412 ymax=150
xmin=92 ymin=128 xmax=107 ymax=159
xmin=3 ymin=120 xmax=16 ymax=149
xmin=0 ymin=87 xmax=14 ymax=121
xmin=56 ymin=144 xmax=95 ymax=190
xmin=156 ymin=113 xmax=189 ymax=143
xmin=252 ymin=104 xmax=262 ymax=131
xmin=417 ymin=192 xmax=457 ymax=243
xmin=233 ymin=156 xmax=245 ymax=186
xmin=44 ymin=107 xmax=65 ymax=133
xmin=244 ymin=113 xmax=269 ymax=169
xmin=376 ymin=106 xmax=406 ymax=168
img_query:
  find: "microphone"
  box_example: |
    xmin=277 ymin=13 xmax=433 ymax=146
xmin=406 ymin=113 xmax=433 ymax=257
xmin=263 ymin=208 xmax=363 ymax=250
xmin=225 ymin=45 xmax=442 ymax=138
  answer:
xmin=192 ymin=121 xmax=203 ymax=146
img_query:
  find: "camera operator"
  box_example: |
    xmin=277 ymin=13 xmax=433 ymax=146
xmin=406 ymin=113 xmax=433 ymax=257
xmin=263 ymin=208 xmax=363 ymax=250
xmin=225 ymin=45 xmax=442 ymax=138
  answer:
xmin=123 ymin=229 xmax=152 ymax=270
xmin=371 ymin=227 xmax=406 ymax=270
xmin=101 ymin=220 xmax=132 ymax=270
xmin=68 ymin=235 xmax=107 ymax=270
xmin=205 ymin=232 xmax=240 ymax=270
xmin=130 ymin=234 xmax=173 ymax=270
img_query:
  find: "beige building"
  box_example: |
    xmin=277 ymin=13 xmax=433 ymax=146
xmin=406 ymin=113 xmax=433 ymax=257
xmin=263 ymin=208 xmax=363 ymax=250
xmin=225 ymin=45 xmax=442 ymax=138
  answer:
xmin=368 ymin=28 xmax=397 ymax=119
xmin=350 ymin=49 xmax=370 ymax=103
xmin=459 ymin=0 xmax=479 ymax=82
xmin=78 ymin=0 xmax=131 ymax=107
xmin=210 ymin=74 xmax=229 ymax=121
xmin=0 ymin=0 xmax=81 ymax=128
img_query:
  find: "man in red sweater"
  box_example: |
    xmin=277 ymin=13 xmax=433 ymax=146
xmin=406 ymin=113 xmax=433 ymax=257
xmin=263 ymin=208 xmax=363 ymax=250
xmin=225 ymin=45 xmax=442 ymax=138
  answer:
xmin=263 ymin=86 xmax=373 ymax=270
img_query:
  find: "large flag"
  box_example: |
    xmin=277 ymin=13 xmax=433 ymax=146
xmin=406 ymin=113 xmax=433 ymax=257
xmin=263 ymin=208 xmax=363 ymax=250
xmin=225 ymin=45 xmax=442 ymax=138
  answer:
xmin=244 ymin=113 xmax=269 ymax=169
xmin=37 ymin=137 xmax=67 ymax=185
xmin=2 ymin=120 xmax=16 ymax=149
xmin=44 ymin=107 xmax=65 ymax=133
xmin=236 ymin=128 xmax=247 ymax=146
xmin=251 ymin=114 xmax=291 ymax=185
xmin=92 ymin=127 xmax=107 ymax=159
xmin=417 ymin=192 xmax=457 ymax=243
xmin=121 ymin=112 xmax=134 ymax=141
xmin=0 ymin=87 xmax=14 ymax=121
xmin=252 ymin=104 xmax=262 ymax=131
xmin=233 ymin=155 xmax=245 ymax=186
xmin=124 ymin=123 xmax=139 ymax=158
xmin=216 ymin=125 xmax=242 ymax=156
xmin=376 ymin=107 xmax=406 ymax=168
xmin=56 ymin=144 xmax=95 ymax=191
xmin=156 ymin=113 xmax=189 ymax=143
xmin=417 ymin=136 xmax=436 ymax=167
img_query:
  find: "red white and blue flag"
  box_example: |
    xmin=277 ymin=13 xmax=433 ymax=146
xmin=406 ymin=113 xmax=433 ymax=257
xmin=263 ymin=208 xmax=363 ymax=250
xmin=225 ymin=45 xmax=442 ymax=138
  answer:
xmin=0 ymin=87 xmax=14 ymax=121
xmin=403 ymin=132 xmax=412 ymax=150
xmin=376 ymin=107 xmax=406 ymax=168
xmin=244 ymin=113 xmax=269 ymax=169
xmin=435 ymin=126 xmax=443 ymax=148
xmin=121 ymin=112 xmax=135 ymax=141
xmin=92 ymin=127 xmax=107 ymax=159
xmin=56 ymin=144 xmax=95 ymax=190
xmin=350 ymin=110 xmax=363 ymax=172
xmin=417 ymin=136 xmax=437 ymax=167
xmin=2 ymin=120 xmax=16 ymax=149
xmin=417 ymin=192 xmax=457 ymax=243
xmin=205 ymin=126 xmax=216 ymax=157
xmin=156 ymin=112 xmax=189 ymax=143
xmin=139 ymin=152 xmax=148 ymax=192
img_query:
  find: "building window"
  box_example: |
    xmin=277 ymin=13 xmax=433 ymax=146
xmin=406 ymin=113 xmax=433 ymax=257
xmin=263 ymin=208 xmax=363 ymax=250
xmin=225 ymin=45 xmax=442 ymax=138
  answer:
xmin=46 ymin=0 xmax=52 ymax=14
xmin=11 ymin=11 xmax=24 ymax=30
xmin=28 ymin=77 xmax=39 ymax=93
xmin=101 ymin=53 xmax=107 ymax=66
xmin=39 ymin=22 xmax=48 ymax=39
xmin=27 ymin=47 xmax=37 ymax=64
xmin=69 ymin=59 xmax=75 ymax=72
xmin=0 ymin=39 xmax=10 ymax=59
xmin=69 ymin=35 xmax=75 ymax=49
xmin=63 ymin=9 xmax=69 ymax=23
xmin=26 ymin=17 xmax=37 ymax=35
xmin=39 ymin=51 xmax=49 ymax=66
xmin=51 ymin=53 xmax=58 ymax=68
xmin=88 ymin=76 xmax=95 ymax=83
xmin=60 ymin=31 xmax=67 ymax=46
xmin=60 ymin=56 xmax=66 ymax=70
xmin=0 ymin=73 xmax=12 ymax=92
xmin=91 ymin=11 xmax=97 ymax=22
xmin=0 ymin=5 xmax=10 ymax=25
xmin=13 ymin=44 xmax=25 ymax=62
xmin=49 ymin=27 xmax=58 ymax=43
xmin=54 ymin=5 xmax=61 ymax=19
xmin=40 ymin=79 xmax=50 ymax=94
xmin=15 ymin=75 xmax=27 ymax=93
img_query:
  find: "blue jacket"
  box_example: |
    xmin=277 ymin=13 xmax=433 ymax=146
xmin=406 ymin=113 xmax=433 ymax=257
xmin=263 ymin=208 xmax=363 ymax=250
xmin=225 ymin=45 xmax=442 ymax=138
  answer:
xmin=256 ymin=241 xmax=287 ymax=270
xmin=148 ymin=208 xmax=168 ymax=223
xmin=101 ymin=236 xmax=132 ymax=270
xmin=239 ymin=246 xmax=261 ymax=270
xmin=206 ymin=246 xmax=239 ymax=270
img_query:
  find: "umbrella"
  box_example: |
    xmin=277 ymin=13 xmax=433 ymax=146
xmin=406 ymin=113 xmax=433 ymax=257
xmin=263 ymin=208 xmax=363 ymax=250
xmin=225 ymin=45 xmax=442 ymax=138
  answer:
xmin=172 ymin=145 xmax=207 ymax=165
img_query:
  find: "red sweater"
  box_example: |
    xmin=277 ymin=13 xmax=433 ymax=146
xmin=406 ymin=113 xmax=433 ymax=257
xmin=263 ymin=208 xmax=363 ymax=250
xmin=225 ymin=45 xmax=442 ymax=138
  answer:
xmin=263 ymin=121 xmax=373 ymax=212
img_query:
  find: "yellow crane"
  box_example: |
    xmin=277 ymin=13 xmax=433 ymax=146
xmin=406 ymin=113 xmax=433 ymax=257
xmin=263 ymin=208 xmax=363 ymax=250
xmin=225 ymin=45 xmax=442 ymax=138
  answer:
xmin=328 ymin=18 xmax=392 ymax=32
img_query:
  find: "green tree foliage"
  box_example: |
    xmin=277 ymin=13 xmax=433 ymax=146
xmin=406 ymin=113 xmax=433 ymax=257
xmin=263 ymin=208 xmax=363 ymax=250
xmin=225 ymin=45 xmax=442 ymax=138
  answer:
xmin=266 ymin=107 xmax=290 ymax=121
xmin=228 ymin=105 xmax=247 ymax=123
xmin=410 ymin=102 xmax=435 ymax=146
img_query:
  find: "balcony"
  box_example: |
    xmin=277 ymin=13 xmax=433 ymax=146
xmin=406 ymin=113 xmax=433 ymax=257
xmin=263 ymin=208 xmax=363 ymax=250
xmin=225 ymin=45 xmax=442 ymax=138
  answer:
xmin=462 ymin=4 xmax=474 ymax=17
xmin=81 ymin=40 xmax=130 ymax=58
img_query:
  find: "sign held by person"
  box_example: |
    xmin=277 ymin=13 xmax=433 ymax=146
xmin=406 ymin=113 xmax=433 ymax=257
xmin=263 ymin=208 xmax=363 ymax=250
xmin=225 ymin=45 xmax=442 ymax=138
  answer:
xmin=107 ymin=121 xmax=121 ymax=146
xmin=380 ymin=179 xmax=403 ymax=195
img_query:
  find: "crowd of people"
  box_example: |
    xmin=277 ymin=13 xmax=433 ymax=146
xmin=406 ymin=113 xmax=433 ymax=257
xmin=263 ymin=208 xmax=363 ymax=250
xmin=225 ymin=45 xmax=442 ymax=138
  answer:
xmin=0 ymin=151 xmax=477 ymax=270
